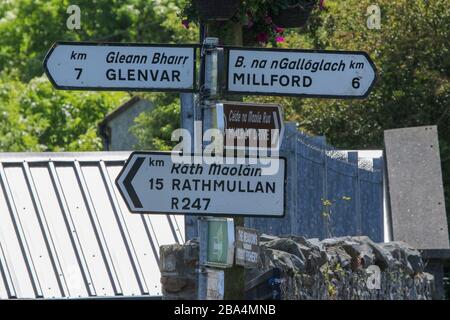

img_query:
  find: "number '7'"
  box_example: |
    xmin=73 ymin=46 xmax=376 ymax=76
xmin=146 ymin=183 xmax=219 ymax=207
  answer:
xmin=74 ymin=68 xmax=83 ymax=79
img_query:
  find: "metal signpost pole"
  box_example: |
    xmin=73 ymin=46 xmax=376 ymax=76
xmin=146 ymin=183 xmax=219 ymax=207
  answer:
xmin=183 ymin=24 xmax=207 ymax=241
xmin=180 ymin=92 xmax=196 ymax=241
xmin=199 ymin=35 xmax=246 ymax=300
xmin=201 ymin=37 xmax=219 ymax=132
xmin=198 ymin=36 xmax=219 ymax=300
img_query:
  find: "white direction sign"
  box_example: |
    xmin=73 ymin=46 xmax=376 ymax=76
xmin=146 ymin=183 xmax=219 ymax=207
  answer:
xmin=116 ymin=152 xmax=286 ymax=217
xmin=44 ymin=42 xmax=196 ymax=92
xmin=227 ymin=48 xmax=377 ymax=99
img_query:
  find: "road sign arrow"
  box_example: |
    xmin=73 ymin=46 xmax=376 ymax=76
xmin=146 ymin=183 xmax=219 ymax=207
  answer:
xmin=123 ymin=156 xmax=145 ymax=209
xmin=44 ymin=42 xmax=197 ymax=92
xmin=115 ymin=152 xmax=286 ymax=216
xmin=226 ymin=47 xmax=377 ymax=99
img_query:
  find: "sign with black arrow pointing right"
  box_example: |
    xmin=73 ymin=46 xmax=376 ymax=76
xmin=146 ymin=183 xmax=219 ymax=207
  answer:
xmin=226 ymin=47 xmax=377 ymax=99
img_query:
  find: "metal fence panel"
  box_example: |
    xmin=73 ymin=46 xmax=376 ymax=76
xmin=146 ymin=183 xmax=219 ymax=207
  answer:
xmin=30 ymin=165 xmax=89 ymax=298
xmin=0 ymin=165 xmax=36 ymax=298
xmin=246 ymin=123 xmax=384 ymax=242
xmin=0 ymin=152 xmax=182 ymax=299
xmin=359 ymin=159 xmax=384 ymax=242
xmin=295 ymin=141 xmax=326 ymax=238
xmin=325 ymin=157 xmax=359 ymax=237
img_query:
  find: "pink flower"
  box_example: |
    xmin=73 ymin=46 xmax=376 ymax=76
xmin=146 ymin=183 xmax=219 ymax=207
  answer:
xmin=274 ymin=26 xmax=284 ymax=34
xmin=245 ymin=11 xmax=254 ymax=28
xmin=181 ymin=19 xmax=189 ymax=29
xmin=256 ymin=32 xmax=269 ymax=43
xmin=319 ymin=0 xmax=325 ymax=10
xmin=275 ymin=36 xmax=285 ymax=43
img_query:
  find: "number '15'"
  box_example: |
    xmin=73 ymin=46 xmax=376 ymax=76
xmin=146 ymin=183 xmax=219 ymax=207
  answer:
xmin=149 ymin=178 xmax=163 ymax=190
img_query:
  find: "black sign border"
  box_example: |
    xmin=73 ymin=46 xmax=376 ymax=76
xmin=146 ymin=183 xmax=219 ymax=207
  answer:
xmin=115 ymin=151 xmax=287 ymax=218
xmin=43 ymin=41 xmax=199 ymax=93
xmin=224 ymin=46 xmax=378 ymax=99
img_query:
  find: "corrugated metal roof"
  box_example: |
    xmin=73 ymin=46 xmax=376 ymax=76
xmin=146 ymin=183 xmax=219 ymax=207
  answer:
xmin=0 ymin=152 xmax=184 ymax=299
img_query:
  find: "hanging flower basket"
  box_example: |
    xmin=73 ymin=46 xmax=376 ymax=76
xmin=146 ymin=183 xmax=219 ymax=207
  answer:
xmin=271 ymin=0 xmax=316 ymax=28
xmin=195 ymin=0 xmax=240 ymax=21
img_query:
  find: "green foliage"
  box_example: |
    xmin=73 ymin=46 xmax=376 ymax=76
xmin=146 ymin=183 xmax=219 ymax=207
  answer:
xmin=0 ymin=76 xmax=39 ymax=151
xmin=130 ymin=93 xmax=180 ymax=151
xmin=0 ymin=0 xmax=196 ymax=152
xmin=0 ymin=75 xmax=128 ymax=151
xmin=289 ymin=0 xmax=449 ymax=145
xmin=0 ymin=0 xmax=198 ymax=82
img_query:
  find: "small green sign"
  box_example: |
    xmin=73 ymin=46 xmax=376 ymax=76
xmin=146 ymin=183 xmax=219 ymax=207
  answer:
xmin=200 ymin=218 xmax=235 ymax=268
xmin=207 ymin=220 xmax=229 ymax=265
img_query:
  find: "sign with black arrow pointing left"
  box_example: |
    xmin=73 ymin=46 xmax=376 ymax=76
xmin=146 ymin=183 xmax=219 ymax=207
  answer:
xmin=115 ymin=151 xmax=286 ymax=217
xmin=44 ymin=42 xmax=197 ymax=92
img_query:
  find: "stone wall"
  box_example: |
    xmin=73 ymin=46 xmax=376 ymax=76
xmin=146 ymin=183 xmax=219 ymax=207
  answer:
xmin=160 ymin=240 xmax=199 ymax=300
xmin=253 ymin=235 xmax=435 ymax=300
xmin=160 ymin=236 xmax=435 ymax=300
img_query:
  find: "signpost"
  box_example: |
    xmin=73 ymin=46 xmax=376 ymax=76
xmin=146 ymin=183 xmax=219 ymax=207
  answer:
xmin=44 ymin=42 xmax=197 ymax=92
xmin=43 ymin=33 xmax=378 ymax=300
xmin=235 ymin=227 xmax=260 ymax=268
xmin=216 ymin=102 xmax=284 ymax=151
xmin=227 ymin=48 xmax=377 ymax=98
xmin=115 ymin=151 xmax=286 ymax=217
